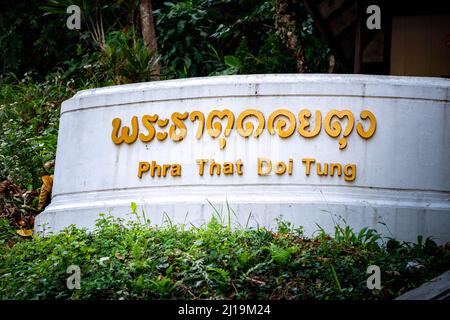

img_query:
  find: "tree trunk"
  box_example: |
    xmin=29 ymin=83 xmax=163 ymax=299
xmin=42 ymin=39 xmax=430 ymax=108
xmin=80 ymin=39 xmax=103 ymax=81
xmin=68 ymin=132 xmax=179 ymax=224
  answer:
xmin=140 ymin=0 xmax=160 ymax=79
xmin=275 ymin=0 xmax=307 ymax=73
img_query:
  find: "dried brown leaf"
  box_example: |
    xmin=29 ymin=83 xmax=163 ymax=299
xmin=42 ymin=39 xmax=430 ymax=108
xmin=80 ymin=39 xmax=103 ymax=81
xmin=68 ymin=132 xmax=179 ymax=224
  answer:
xmin=38 ymin=175 xmax=53 ymax=210
xmin=43 ymin=160 xmax=55 ymax=170
xmin=17 ymin=229 xmax=33 ymax=237
xmin=115 ymin=252 xmax=125 ymax=260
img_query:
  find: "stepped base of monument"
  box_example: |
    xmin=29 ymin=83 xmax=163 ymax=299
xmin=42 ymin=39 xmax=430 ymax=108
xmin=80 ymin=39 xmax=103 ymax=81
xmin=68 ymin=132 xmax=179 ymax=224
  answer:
xmin=35 ymin=185 xmax=450 ymax=244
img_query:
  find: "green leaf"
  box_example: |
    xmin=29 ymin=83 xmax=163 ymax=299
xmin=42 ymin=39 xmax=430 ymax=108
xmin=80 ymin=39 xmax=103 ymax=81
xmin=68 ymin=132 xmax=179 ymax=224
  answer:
xmin=224 ymin=55 xmax=241 ymax=68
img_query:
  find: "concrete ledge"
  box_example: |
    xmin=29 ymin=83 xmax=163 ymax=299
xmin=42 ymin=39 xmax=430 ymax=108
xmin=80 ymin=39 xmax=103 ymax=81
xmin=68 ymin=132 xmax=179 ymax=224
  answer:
xmin=395 ymin=271 xmax=450 ymax=300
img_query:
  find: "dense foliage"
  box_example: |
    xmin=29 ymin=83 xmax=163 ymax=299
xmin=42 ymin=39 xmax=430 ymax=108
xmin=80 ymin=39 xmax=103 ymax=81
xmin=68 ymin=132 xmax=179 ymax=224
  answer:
xmin=1 ymin=211 xmax=449 ymax=300
xmin=1 ymin=0 xmax=332 ymax=81
xmin=0 ymin=74 xmax=71 ymax=188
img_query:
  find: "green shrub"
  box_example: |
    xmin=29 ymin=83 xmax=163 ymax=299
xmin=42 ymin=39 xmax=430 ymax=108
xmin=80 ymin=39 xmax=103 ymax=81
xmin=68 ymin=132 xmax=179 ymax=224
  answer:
xmin=102 ymin=30 xmax=160 ymax=84
xmin=0 ymin=73 xmax=70 ymax=188
xmin=1 ymin=214 xmax=448 ymax=300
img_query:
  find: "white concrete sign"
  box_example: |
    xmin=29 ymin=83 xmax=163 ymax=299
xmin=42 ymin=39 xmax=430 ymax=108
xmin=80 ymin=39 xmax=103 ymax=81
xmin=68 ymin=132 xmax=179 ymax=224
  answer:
xmin=36 ymin=74 xmax=450 ymax=243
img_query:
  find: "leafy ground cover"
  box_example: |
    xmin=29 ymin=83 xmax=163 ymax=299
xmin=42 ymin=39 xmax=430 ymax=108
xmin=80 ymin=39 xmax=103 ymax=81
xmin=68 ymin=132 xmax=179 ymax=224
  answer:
xmin=1 ymin=208 xmax=449 ymax=300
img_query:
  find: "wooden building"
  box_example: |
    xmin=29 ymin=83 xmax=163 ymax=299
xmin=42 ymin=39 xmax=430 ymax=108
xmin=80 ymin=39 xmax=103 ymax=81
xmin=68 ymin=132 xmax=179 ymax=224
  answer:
xmin=303 ymin=0 xmax=450 ymax=77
